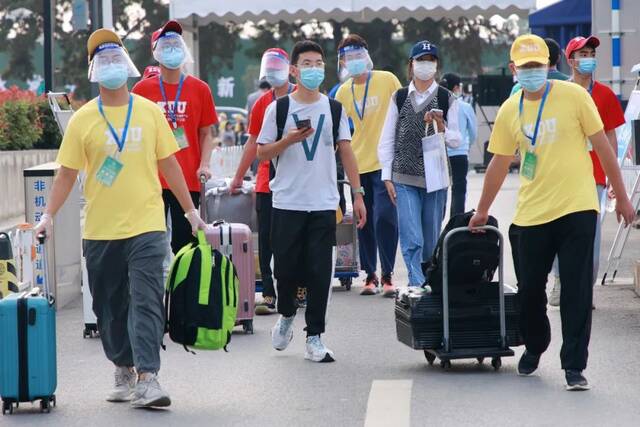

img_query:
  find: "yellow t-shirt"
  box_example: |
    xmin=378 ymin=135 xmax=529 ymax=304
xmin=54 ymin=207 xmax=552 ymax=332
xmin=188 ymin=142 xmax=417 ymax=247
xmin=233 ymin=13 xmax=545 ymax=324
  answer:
xmin=336 ymin=70 xmax=402 ymax=173
xmin=489 ymin=80 xmax=603 ymax=226
xmin=57 ymin=94 xmax=179 ymax=240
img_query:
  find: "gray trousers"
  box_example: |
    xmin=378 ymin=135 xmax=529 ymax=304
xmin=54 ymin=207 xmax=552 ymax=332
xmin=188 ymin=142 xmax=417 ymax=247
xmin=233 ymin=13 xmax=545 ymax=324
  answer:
xmin=83 ymin=231 xmax=166 ymax=373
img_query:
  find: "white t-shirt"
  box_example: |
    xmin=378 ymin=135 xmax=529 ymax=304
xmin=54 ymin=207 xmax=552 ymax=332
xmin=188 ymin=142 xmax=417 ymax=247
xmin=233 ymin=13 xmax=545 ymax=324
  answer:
xmin=257 ymin=94 xmax=351 ymax=211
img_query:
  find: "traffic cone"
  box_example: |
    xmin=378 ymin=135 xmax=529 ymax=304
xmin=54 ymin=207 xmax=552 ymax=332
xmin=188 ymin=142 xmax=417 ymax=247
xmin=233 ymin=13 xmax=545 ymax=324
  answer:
xmin=0 ymin=232 xmax=18 ymax=299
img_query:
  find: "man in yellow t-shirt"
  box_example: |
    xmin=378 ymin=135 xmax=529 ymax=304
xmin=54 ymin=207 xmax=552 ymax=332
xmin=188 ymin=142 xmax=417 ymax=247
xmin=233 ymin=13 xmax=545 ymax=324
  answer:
xmin=335 ymin=34 xmax=402 ymax=297
xmin=469 ymin=34 xmax=635 ymax=391
xmin=33 ymin=29 xmax=205 ymax=408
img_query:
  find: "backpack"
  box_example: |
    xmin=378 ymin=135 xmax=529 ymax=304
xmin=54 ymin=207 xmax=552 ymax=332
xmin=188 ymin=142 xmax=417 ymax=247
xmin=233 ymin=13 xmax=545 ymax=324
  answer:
xmin=164 ymin=231 xmax=238 ymax=352
xmin=395 ymin=85 xmax=451 ymax=123
xmin=269 ymin=95 xmax=343 ymax=179
xmin=425 ymin=211 xmax=500 ymax=294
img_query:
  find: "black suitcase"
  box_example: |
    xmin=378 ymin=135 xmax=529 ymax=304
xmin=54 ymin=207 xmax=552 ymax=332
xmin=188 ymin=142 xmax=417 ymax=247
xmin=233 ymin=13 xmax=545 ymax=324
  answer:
xmin=396 ymin=226 xmax=522 ymax=370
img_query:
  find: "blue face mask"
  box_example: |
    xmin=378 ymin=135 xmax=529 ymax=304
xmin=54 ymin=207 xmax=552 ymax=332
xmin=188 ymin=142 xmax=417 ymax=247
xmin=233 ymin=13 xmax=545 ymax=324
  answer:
xmin=516 ymin=68 xmax=548 ymax=92
xmin=577 ymin=58 xmax=597 ymax=74
xmin=346 ymin=58 xmax=367 ymax=77
xmin=299 ymin=67 xmax=325 ymax=90
xmin=97 ymin=63 xmax=128 ymax=90
xmin=160 ymin=48 xmax=185 ymax=69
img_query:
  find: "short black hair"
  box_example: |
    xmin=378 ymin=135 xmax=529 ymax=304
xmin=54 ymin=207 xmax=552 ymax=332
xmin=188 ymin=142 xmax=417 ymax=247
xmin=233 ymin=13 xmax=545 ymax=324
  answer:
xmin=544 ymin=38 xmax=562 ymax=66
xmin=291 ymin=40 xmax=324 ymax=65
xmin=441 ymin=73 xmax=461 ymax=91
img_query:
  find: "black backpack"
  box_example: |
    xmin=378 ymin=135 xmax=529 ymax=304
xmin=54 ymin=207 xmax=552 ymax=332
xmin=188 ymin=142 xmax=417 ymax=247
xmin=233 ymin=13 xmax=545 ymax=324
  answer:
xmin=395 ymin=85 xmax=451 ymax=122
xmin=425 ymin=211 xmax=500 ymax=294
xmin=269 ymin=95 xmax=343 ymax=179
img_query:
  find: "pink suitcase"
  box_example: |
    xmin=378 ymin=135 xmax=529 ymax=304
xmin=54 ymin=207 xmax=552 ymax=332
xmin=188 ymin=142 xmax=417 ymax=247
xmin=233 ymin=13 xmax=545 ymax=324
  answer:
xmin=200 ymin=180 xmax=255 ymax=334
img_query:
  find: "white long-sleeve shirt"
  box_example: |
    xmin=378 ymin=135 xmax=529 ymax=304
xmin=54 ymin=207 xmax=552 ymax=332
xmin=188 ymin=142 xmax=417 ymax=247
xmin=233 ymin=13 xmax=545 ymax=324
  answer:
xmin=378 ymin=80 xmax=462 ymax=181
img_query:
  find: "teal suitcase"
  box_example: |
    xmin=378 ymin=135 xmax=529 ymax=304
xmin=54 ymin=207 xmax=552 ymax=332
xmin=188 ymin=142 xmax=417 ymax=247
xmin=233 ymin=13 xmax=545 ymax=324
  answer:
xmin=0 ymin=235 xmax=56 ymax=414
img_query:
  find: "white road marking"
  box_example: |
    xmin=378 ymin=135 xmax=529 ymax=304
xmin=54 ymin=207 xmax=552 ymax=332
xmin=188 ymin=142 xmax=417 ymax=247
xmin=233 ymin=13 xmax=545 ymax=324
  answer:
xmin=364 ymin=380 xmax=412 ymax=427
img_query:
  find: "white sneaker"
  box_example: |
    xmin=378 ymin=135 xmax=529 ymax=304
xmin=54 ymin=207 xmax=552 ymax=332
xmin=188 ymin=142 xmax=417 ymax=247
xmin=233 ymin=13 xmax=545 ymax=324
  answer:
xmin=131 ymin=373 xmax=171 ymax=408
xmin=549 ymin=277 xmax=561 ymax=307
xmin=271 ymin=315 xmax=295 ymax=351
xmin=304 ymin=335 xmax=335 ymax=363
xmin=106 ymin=366 xmax=136 ymax=402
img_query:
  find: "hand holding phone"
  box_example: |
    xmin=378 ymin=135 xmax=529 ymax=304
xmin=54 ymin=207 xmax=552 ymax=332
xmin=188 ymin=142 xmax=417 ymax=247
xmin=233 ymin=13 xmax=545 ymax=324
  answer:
xmin=296 ymin=119 xmax=312 ymax=130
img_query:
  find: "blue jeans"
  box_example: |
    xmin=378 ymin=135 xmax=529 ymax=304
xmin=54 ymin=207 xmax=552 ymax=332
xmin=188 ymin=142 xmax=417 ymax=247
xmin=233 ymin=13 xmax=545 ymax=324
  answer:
xmin=552 ymin=185 xmax=605 ymax=287
xmin=395 ymin=183 xmax=447 ymax=286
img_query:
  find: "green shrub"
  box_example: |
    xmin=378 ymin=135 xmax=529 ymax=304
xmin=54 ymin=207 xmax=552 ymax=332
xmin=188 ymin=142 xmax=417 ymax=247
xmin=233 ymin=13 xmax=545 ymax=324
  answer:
xmin=0 ymin=99 xmax=42 ymax=150
xmin=34 ymin=99 xmax=62 ymax=149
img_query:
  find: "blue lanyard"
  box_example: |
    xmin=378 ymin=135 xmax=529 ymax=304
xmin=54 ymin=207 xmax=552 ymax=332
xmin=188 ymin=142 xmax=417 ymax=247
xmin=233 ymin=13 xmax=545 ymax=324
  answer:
xmin=98 ymin=94 xmax=133 ymax=153
xmin=588 ymin=79 xmax=594 ymax=96
xmin=158 ymin=74 xmax=185 ymax=127
xmin=271 ymin=83 xmax=294 ymax=102
xmin=518 ymin=82 xmax=550 ymax=149
xmin=351 ymin=71 xmax=371 ymax=121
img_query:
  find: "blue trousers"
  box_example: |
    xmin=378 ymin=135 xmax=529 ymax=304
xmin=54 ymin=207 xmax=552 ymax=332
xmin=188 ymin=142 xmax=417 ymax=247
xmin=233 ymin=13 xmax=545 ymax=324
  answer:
xmin=358 ymin=170 xmax=398 ymax=276
xmin=395 ymin=183 xmax=447 ymax=286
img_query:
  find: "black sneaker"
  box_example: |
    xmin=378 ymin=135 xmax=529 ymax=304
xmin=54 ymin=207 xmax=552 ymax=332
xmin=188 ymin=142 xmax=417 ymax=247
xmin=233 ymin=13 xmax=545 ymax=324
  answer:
xmin=517 ymin=351 xmax=541 ymax=376
xmin=565 ymin=370 xmax=591 ymax=391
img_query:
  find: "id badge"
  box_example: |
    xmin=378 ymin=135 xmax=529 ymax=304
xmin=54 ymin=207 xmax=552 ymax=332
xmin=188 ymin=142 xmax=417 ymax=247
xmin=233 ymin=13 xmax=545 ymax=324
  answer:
xmin=521 ymin=150 xmax=538 ymax=181
xmin=96 ymin=155 xmax=123 ymax=187
xmin=173 ymin=127 xmax=189 ymax=149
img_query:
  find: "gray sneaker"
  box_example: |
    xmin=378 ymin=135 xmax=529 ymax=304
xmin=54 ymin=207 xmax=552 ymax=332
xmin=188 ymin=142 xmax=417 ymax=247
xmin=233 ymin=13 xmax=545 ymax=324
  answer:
xmin=549 ymin=277 xmax=561 ymax=307
xmin=106 ymin=366 xmax=136 ymax=402
xmin=131 ymin=373 xmax=171 ymax=408
xmin=271 ymin=315 xmax=295 ymax=351
xmin=305 ymin=335 xmax=335 ymax=363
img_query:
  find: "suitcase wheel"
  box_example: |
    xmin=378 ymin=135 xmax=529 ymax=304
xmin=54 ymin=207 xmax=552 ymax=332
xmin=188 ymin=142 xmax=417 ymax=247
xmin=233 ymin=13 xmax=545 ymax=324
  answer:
xmin=440 ymin=360 xmax=451 ymax=370
xmin=242 ymin=320 xmax=254 ymax=334
xmin=339 ymin=278 xmax=352 ymax=291
xmin=2 ymin=400 xmax=13 ymax=415
xmin=491 ymin=357 xmax=502 ymax=371
xmin=423 ymin=351 xmax=436 ymax=365
xmin=477 ymin=357 xmax=485 ymax=365
xmin=39 ymin=398 xmax=51 ymax=413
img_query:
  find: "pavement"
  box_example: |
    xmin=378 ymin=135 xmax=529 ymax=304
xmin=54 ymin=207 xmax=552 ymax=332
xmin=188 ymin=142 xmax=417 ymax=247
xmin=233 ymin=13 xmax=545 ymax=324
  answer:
xmin=4 ymin=173 xmax=640 ymax=426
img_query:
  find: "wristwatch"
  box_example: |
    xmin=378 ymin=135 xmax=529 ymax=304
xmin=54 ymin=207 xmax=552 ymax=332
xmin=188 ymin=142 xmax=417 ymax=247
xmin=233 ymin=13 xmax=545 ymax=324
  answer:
xmin=354 ymin=186 xmax=365 ymax=196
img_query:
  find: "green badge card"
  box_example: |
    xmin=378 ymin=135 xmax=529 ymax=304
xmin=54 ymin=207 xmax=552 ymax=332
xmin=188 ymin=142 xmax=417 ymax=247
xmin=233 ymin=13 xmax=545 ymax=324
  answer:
xmin=174 ymin=127 xmax=189 ymax=149
xmin=96 ymin=155 xmax=124 ymax=187
xmin=521 ymin=150 xmax=538 ymax=181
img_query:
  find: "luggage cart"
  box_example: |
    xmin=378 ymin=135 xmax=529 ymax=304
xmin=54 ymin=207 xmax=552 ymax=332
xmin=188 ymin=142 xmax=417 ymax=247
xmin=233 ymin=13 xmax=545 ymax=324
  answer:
xmin=335 ymin=181 xmax=359 ymax=290
xmin=424 ymin=226 xmax=515 ymax=370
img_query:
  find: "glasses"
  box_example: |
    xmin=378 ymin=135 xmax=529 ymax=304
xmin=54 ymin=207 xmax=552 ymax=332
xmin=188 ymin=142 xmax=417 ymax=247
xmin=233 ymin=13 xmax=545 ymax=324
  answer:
xmin=296 ymin=60 xmax=325 ymax=69
xmin=95 ymin=54 xmax=127 ymax=66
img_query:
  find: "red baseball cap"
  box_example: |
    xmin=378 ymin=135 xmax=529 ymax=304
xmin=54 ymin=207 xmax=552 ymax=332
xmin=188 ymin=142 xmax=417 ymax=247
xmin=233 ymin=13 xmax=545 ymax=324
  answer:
xmin=142 ymin=65 xmax=161 ymax=79
xmin=151 ymin=20 xmax=183 ymax=50
xmin=265 ymin=48 xmax=289 ymax=61
xmin=565 ymin=36 xmax=600 ymax=59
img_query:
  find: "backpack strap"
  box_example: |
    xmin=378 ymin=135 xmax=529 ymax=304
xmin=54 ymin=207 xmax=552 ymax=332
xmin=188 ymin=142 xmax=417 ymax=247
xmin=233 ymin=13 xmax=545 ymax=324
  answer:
xmin=328 ymin=98 xmax=342 ymax=148
xmin=270 ymin=96 xmax=290 ymax=180
xmin=395 ymin=87 xmax=409 ymax=113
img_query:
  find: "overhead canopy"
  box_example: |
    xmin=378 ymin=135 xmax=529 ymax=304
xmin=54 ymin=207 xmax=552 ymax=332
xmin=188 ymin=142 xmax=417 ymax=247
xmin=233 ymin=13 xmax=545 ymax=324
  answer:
xmin=529 ymin=0 xmax=591 ymax=53
xmin=171 ymin=0 xmax=536 ymax=27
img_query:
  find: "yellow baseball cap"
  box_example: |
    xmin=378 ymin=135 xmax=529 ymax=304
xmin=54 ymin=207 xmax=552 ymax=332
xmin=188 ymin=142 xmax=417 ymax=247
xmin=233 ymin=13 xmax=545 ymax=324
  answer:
xmin=510 ymin=34 xmax=550 ymax=67
xmin=87 ymin=28 xmax=124 ymax=63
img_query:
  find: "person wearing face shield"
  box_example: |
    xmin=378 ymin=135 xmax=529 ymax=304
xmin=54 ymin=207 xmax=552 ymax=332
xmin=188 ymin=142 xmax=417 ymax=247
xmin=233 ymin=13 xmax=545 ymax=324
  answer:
xmin=377 ymin=41 xmax=463 ymax=289
xmin=335 ymin=34 xmax=402 ymax=297
xmin=469 ymin=34 xmax=635 ymax=391
xmin=256 ymin=41 xmax=366 ymax=362
xmin=132 ymin=20 xmax=218 ymax=258
xmin=229 ymin=48 xmax=298 ymax=315
xmin=544 ymin=36 xmax=627 ymax=309
xmin=441 ymin=73 xmax=477 ymax=217
xmin=33 ymin=28 xmax=206 ymax=408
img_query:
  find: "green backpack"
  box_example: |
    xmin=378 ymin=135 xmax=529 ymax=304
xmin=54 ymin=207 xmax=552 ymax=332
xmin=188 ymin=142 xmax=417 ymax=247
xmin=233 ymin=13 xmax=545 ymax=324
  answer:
xmin=165 ymin=231 xmax=239 ymax=351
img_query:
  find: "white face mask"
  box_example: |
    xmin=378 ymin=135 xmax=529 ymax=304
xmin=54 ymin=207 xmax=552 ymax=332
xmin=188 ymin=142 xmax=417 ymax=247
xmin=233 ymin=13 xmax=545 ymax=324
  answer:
xmin=413 ymin=60 xmax=437 ymax=81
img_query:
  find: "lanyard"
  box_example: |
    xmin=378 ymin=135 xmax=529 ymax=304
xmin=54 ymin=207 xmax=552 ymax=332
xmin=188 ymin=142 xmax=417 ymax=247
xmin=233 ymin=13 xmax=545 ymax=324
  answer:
xmin=271 ymin=83 xmax=294 ymax=102
xmin=98 ymin=94 xmax=133 ymax=153
xmin=158 ymin=74 xmax=185 ymax=127
xmin=351 ymin=71 xmax=371 ymax=121
xmin=588 ymin=79 xmax=594 ymax=96
xmin=518 ymin=82 xmax=550 ymax=150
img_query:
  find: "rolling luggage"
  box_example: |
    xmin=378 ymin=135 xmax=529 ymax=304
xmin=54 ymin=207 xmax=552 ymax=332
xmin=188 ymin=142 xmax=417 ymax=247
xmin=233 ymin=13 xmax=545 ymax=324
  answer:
xmin=395 ymin=226 xmax=522 ymax=370
xmin=0 ymin=234 xmax=56 ymax=414
xmin=201 ymin=180 xmax=256 ymax=334
xmin=204 ymin=181 xmax=258 ymax=231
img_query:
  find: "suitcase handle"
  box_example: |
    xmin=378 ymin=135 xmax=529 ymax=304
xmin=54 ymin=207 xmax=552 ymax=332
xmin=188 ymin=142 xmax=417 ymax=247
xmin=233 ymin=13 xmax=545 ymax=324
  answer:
xmin=36 ymin=232 xmax=54 ymax=306
xmin=199 ymin=175 xmax=207 ymax=222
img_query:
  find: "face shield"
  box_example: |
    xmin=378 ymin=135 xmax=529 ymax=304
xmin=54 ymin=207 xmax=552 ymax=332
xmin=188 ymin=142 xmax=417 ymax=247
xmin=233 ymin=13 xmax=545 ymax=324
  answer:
xmin=88 ymin=43 xmax=140 ymax=83
xmin=153 ymin=32 xmax=194 ymax=70
xmin=259 ymin=51 xmax=290 ymax=88
xmin=339 ymin=45 xmax=373 ymax=77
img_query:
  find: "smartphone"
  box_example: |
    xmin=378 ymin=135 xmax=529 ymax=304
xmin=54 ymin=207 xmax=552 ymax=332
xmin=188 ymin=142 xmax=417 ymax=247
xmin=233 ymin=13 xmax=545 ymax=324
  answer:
xmin=296 ymin=119 xmax=312 ymax=130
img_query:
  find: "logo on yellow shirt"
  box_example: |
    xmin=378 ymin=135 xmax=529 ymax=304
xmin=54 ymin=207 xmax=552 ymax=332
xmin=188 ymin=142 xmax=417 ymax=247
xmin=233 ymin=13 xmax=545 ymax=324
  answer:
xmin=522 ymin=118 xmax=557 ymax=147
xmin=104 ymin=127 xmax=143 ymax=152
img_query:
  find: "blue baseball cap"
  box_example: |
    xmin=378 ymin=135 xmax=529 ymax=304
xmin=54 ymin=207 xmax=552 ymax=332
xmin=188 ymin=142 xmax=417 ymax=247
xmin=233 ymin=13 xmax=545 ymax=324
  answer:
xmin=410 ymin=41 xmax=438 ymax=60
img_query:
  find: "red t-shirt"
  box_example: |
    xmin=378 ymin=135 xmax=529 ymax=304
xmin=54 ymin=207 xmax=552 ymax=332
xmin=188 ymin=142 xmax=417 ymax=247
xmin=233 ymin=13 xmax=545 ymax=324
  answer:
xmin=588 ymin=81 xmax=626 ymax=185
xmin=248 ymin=85 xmax=296 ymax=193
xmin=132 ymin=75 xmax=218 ymax=192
